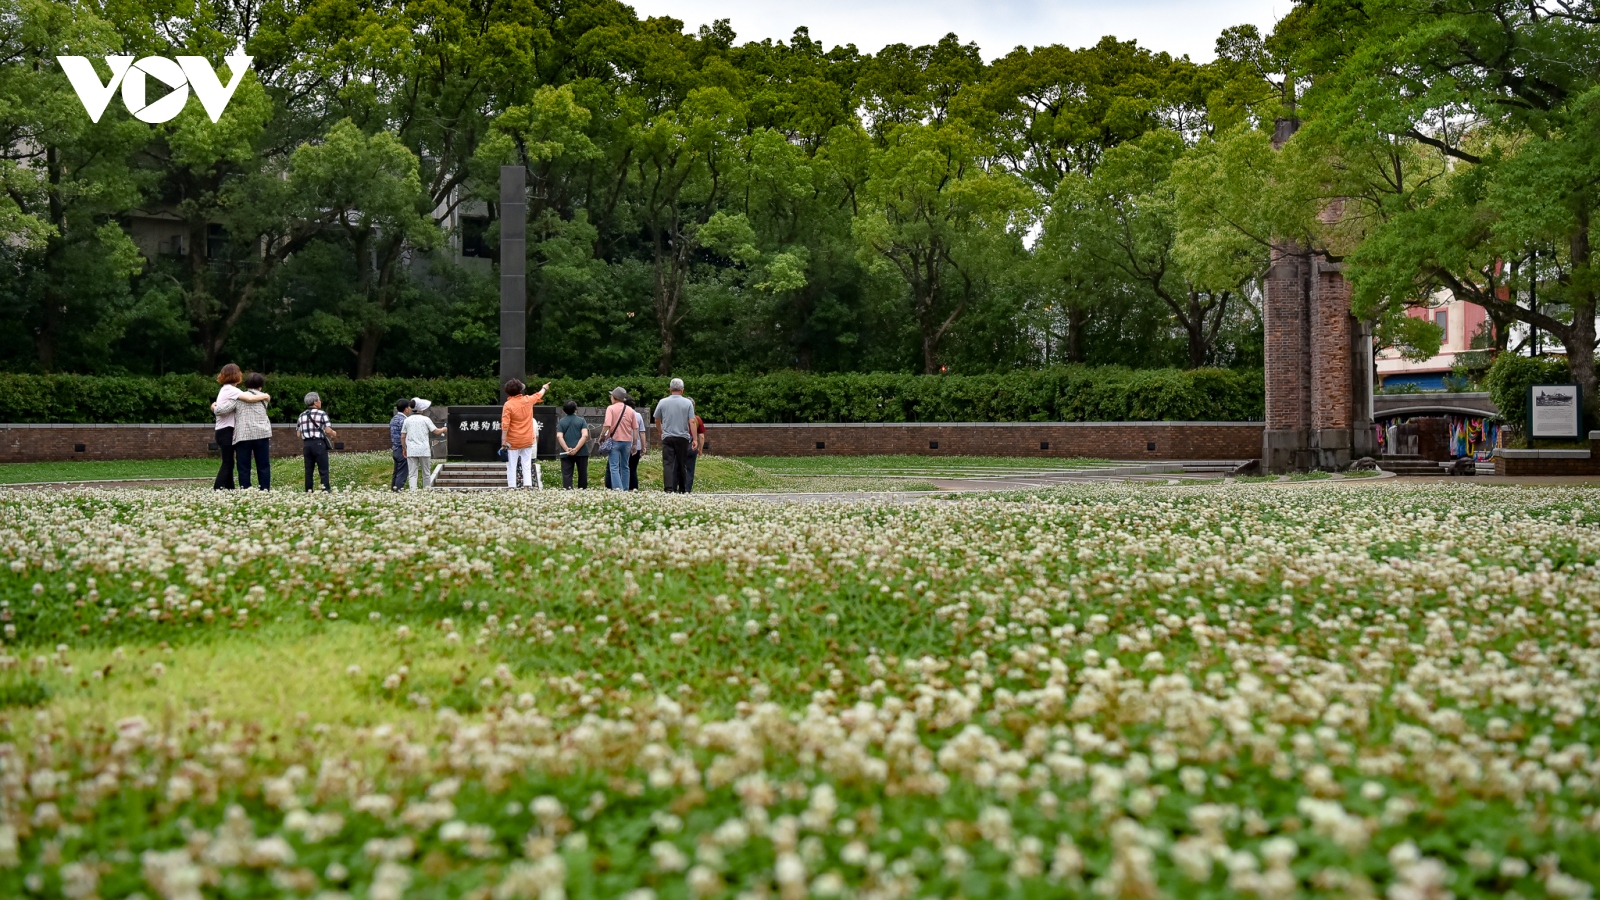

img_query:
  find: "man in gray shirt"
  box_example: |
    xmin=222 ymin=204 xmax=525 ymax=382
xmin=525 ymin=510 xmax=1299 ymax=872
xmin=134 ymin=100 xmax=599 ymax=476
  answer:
xmin=654 ymin=378 xmax=696 ymax=493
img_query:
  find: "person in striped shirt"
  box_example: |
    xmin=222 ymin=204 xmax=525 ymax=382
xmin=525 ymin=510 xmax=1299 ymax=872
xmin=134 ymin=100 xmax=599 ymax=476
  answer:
xmin=297 ymin=392 xmax=339 ymax=492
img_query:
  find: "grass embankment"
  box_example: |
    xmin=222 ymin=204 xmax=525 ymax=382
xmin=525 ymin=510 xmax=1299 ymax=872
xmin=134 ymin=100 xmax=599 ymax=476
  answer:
xmin=1 ymin=485 xmax=1598 ymax=898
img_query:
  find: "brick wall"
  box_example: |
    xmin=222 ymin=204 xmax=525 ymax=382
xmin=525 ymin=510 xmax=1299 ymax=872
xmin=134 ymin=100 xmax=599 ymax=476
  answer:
xmin=0 ymin=424 xmax=393 ymax=463
xmin=2 ymin=421 xmax=1266 ymax=463
xmin=1491 ymin=452 xmax=1600 ymax=476
xmin=701 ymin=422 xmax=1263 ymax=460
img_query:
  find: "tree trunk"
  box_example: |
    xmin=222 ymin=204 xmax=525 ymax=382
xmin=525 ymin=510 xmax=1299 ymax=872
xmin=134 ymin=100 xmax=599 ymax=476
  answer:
xmin=1064 ymin=305 xmax=1087 ymax=364
xmin=657 ymin=324 xmax=675 ymax=376
xmin=1187 ymin=323 xmax=1208 ymax=369
xmin=652 ymin=229 xmax=689 ymax=376
xmin=37 ymin=146 xmax=65 ymax=372
xmin=1565 ymin=221 xmax=1598 ymax=427
xmin=356 ymin=325 xmax=382 ymax=379
xmin=1185 ymin=292 xmax=1209 ymax=369
xmin=33 ymin=311 xmax=57 ymax=372
xmin=654 ymin=266 xmax=679 ymax=376
xmin=921 ymin=330 xmax=940 ymax=375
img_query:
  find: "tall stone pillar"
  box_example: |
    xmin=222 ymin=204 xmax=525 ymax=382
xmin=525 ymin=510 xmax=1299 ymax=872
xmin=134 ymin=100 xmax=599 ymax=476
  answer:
xmin=1310 ymin=257 xmax=1353 ymax=468
xmin=499 ymin=165 xmax=526 ymax=398
xmin=1261 ymin=125 xmax=1369 ymax=472
xmin=1263 ymin=246 xmax=1313 ymax=471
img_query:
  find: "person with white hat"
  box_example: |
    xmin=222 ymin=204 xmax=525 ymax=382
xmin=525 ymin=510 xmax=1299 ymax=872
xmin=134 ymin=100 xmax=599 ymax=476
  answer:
xmin=402 ymin=398 xmax=445 ymax=490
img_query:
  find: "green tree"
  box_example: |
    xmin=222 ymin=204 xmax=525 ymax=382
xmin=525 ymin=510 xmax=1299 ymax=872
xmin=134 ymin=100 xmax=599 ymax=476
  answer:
xmin=0 ymin=0 xmax=148 ymax=371
xmin=853 ymin=122 xmax=1034 ymax=374
xmin=628 ymin=86 xmax=745 ymax=374
xmin=1052 ymin=130 xmax=1254 ymax=369
xmin=285 ymin=120 xmax=436 ymax=376
xmin=1293 ymin=0 xmax=1600 ymax=419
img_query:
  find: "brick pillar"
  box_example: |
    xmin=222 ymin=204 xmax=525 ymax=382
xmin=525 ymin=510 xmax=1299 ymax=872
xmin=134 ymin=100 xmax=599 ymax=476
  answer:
xmin=1309 ymin=259 xmax=1354 ymax=468
xmin=1263 ymin=246 xmax=1312 ymax=471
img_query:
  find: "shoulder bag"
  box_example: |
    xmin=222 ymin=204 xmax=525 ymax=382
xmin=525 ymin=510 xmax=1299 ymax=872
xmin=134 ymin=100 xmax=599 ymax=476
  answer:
xmin=596 ymin=407 xmax=628 ymax=455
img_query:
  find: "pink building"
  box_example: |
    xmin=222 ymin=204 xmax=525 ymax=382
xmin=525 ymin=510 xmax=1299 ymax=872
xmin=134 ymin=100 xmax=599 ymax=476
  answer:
xmin=1375 ymin=296 xmax=1490 ymax=391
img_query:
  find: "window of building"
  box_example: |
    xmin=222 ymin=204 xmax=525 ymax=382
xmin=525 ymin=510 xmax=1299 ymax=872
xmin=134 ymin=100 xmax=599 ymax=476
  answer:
xmin=207 ymin=224 xmax=228 ymax=260
xmin=460 ymin=215 xmax=491 ymax=258
xmin=1434 ymin=310 xmax=1449 ymax=344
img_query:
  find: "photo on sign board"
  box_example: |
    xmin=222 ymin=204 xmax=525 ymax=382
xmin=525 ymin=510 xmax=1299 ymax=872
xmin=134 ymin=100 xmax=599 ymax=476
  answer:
xmin=1529 ymin=384 xmax=1582 ymax=439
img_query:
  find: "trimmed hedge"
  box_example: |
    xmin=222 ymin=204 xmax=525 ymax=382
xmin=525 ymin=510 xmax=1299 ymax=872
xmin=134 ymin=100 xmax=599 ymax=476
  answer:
xmin=0 ymin=368 xmax=1264 ymax=425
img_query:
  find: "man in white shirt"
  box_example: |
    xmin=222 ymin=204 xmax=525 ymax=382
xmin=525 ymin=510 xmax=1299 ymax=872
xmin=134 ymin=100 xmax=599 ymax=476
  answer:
xmin=402 ymin=398 xmax=446 ymax=490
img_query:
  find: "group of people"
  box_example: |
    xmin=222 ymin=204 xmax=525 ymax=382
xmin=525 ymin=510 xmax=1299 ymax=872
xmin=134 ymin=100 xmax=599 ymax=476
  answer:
xmin=211 ymin=365 xmax=340 ymax=492
xmin=597 ymin=378 xmax=703 ymax=492
xmin=389 ymin=397 xmax=448 ymax=490
xmin=209 ymin=364 xmax=707 ymax=494
xmin=523 ymin=377 xmax=706 ymax=492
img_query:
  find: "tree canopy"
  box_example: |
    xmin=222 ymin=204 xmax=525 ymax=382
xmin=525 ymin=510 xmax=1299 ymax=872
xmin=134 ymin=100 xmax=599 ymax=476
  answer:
xmin=2 ymin=0 xmax=1591 ymax=395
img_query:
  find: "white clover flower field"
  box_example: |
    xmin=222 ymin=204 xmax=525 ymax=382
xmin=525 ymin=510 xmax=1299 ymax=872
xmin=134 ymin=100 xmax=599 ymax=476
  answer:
xmin=2 ymin=483 xmax=1599 ymax=900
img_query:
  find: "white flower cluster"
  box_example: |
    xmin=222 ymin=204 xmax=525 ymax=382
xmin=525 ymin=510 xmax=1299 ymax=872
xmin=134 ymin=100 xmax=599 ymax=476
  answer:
xmin=0 ymin=483 xmax=1597 ymax=898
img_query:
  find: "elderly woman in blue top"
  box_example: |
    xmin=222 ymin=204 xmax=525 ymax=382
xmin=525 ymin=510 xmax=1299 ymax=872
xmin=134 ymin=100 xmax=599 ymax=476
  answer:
xmin=389 ymin=398 xmax=412 ymax=492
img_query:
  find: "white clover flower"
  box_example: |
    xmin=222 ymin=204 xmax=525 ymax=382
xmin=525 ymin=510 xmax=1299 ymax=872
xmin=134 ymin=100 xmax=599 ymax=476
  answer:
xmin=686 ymin=865 xmax=722 ymax=899
xmin=651 ymin=841 xmax=689 ymax=872
xmin=811 ymin=872 xmax=846 ymax=897
xmin=774 ymin=851 xmax=807 ymax=900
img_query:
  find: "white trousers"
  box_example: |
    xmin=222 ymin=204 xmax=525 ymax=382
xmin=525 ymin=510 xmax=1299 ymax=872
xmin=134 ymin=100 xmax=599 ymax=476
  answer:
xmin=506 ymin=447 xmax=536 ymax=488
xmin=407 ymin=455 xmax=431 ymax=490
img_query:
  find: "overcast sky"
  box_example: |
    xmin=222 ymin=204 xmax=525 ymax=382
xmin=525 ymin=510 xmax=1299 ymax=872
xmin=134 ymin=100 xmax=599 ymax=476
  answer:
xmin=625 ymin=0 xmax=1288 ymax=62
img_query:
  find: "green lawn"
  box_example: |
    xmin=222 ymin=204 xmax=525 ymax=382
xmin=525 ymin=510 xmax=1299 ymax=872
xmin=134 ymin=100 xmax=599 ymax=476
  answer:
xmin=557 ymin=454 xmax=938 ymax=493
xmin=0 ymin=453 xmax=394 ymax=489
xmin=737 ymin=454 xmax=1112 ymax=478
xmin=1 ymin=484 xmax=1597 ymax=899
xmin=0 ymin=458 xmax=218 ymax=484
xmin=1 ymin=454 xmax=937 ymax=493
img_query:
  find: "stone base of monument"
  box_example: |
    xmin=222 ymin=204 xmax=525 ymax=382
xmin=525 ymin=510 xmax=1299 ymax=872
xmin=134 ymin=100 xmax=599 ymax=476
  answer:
xmin=429 ymin=461 xmax=543 ymax=490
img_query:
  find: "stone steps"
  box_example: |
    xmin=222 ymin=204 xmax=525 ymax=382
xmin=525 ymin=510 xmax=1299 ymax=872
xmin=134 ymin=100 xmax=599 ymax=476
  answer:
xmin=430 ymin=462 xmax=544 ymax=490
xmin=1379 ymin=454 xmax=1453 ymax=476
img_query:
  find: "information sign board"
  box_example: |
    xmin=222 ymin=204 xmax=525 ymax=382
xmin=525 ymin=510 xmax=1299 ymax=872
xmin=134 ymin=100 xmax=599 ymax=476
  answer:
xmin=1529 ymin=384 xmax=1583 ymax=439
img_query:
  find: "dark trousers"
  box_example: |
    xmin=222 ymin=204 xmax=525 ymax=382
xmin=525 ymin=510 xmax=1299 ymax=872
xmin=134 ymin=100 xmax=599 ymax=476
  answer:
xmin=629 ymin=452 xmax=640 ymax=490
xmin=303 ymin=439 xmax=331 ymax=492
xmin=213 ymin=427 xmax=235 ymax=490
xmin=391 ymin=448 xmax=407 ymax=491
xmin=235 ymin=438 xmax=271 ymax=490
xmin=686 ymin=449 xmax=698 ymax=493
xmin=560 ymin=454 xmax=588 ymax=489
xmin=661 ymin=436 xmax=691 ymax=492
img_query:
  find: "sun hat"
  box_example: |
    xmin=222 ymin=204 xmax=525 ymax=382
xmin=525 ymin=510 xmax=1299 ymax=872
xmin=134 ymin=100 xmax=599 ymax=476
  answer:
xmin=303 ymin=391 xmax=320 ymax=406
xmin=412 ymin=398 xmax=432 ymax=413
xmin=610 ymin=386 xmax=627 ymax=400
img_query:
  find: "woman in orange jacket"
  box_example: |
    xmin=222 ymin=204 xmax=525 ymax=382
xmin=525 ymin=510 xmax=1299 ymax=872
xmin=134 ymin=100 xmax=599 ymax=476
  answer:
xmin=500 ymin=378 xmax=550 ymax=488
